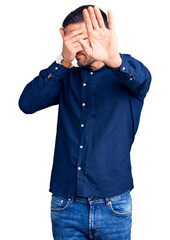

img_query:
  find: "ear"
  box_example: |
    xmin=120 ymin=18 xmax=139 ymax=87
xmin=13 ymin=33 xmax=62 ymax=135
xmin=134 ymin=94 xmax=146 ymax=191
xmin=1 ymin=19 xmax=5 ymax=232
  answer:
xmin=59 ymin=28 xmax=65 ymax=39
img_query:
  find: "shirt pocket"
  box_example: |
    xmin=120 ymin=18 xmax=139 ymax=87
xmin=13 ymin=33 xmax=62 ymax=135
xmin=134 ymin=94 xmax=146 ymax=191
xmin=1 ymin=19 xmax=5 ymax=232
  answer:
xmin=108 ymin=192 xmax=132 ymax=216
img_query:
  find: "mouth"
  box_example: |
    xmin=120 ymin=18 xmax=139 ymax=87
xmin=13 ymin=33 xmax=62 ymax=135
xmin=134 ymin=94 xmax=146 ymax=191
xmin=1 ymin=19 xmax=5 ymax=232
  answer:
xmin=76 ymin=53 xmax=84 ymax=59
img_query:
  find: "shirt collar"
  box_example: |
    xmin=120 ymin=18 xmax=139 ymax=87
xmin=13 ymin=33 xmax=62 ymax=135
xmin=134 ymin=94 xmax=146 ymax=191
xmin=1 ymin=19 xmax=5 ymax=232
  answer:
xmin=80 ymin=64 xmax=107 ymax=72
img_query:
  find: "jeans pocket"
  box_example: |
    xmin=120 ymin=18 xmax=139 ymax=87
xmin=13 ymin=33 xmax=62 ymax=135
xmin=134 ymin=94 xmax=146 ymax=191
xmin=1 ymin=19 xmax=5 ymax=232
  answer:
xmin=51 ymin=195 xmax=71 ymax=211
xmin=109 ymin=192 xmax=132 ymax=216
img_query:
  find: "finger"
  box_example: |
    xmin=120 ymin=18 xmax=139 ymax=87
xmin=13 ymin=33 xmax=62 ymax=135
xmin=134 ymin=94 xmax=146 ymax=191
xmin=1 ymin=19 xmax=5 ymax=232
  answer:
xmin=74 ymin=45 xmax=83 ymax=52
xmin=87 ymin=6 xmax=100 ymax=30
xmin=72 ymin=39 xmax=88 ymax=47
xmin=71 ymin=34 xmax=88 ymax=43
xmin=82 ymin=8 xmax=93 ymax=34
xmin=73 ymin=44 xmax=82 ymax=48
xmin=108 ymin=10 xmax=114 ymax=30
xmin=65 ymin=28 xmax=86 ymax=40
xmin=78 ymin=38 xmax=92 ymax=57
xmin=73 ymin=43 xmax=84 ymax=54
xmin=73 ymin=38 xmax=89 ymax=47
xmin=73 ymin=44 xmax=83 ymax=52
xmin=73 ymin=41 xmax=83 ymax=47
xmin=93 ymin=6 xmax=105 ymax=28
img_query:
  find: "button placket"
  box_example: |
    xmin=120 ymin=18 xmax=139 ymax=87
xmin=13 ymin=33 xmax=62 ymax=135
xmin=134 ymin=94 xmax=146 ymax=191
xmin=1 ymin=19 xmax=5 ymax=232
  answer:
xmin=76 ymin=71 xmax=91 ymax=195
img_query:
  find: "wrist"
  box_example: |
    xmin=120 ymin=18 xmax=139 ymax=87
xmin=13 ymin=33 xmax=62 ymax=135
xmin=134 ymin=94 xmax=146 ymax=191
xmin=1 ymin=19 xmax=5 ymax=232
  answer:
xmin=61 ymin=52 xmax=73 ymax=63
xmin=104 ymin=53 xmax=122 ymax=68
xmin=61 ymin=59 xmax=73 ymax=68
xmin=56 ymin=53 xmax=73 ymax=68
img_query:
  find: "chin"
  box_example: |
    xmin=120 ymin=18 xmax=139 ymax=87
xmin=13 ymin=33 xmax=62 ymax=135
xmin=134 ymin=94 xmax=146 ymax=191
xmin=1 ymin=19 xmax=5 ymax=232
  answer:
xmin=77 ymin=60 xmax=85 ymax=67
xmin=77 ymin=63 xmax=83 ymax=67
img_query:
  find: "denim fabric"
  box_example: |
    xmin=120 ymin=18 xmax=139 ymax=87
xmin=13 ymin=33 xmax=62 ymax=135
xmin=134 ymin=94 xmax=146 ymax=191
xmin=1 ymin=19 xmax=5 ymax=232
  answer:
xmin=51 ymin=190 xmax=132 ymax=240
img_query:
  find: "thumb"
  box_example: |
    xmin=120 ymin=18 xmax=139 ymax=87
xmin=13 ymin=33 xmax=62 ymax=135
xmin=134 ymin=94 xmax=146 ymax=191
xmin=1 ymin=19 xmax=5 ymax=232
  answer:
xmin=59 ymin=28 xmax=65 ymax=39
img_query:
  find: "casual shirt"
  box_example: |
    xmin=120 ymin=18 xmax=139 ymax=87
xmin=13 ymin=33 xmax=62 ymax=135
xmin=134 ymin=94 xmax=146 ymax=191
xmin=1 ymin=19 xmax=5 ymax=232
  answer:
xmin=18 ymin=53 xmax=152 ymax=198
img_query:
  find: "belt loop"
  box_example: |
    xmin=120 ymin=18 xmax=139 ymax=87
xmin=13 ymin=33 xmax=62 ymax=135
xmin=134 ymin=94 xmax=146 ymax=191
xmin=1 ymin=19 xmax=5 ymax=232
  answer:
xmin=105 ymin=197 xmax=110 ymax=206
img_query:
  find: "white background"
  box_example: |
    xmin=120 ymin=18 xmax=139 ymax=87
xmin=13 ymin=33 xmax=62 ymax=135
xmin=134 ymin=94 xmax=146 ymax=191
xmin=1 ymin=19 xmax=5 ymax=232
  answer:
xmin=1 ymin=0 xmax=170 ymax=239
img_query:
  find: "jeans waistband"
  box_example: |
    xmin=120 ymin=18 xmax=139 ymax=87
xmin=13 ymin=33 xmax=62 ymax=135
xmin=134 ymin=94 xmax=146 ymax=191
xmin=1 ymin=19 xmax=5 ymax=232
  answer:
xmin=64 ymin=190 xmax=130 ymax=205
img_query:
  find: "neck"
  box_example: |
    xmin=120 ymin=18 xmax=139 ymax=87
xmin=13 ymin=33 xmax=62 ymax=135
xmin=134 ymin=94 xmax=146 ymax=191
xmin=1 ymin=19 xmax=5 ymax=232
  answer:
xmin=89 ymin=60 xmax=105 ymax=71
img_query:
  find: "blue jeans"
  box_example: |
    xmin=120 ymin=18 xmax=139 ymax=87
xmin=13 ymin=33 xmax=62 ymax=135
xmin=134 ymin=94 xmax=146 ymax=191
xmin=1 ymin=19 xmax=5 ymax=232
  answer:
xmin=51 ymin=190 xmax=132 ymax=240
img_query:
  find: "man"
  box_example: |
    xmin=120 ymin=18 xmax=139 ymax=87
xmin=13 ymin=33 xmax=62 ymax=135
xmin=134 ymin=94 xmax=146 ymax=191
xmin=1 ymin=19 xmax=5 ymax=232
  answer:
xmin=18 ymin=4 xmax=152 ymax=240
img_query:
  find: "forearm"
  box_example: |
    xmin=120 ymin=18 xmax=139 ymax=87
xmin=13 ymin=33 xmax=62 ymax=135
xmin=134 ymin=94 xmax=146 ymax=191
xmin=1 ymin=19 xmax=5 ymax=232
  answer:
xmin=18 ymin=61 xmax=69 ymax=114
xmin=107 ymin=53 xmax=152 ymax=101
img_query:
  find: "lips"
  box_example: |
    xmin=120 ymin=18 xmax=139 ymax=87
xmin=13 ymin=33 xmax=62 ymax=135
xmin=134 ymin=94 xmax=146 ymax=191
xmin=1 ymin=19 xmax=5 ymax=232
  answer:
xmin=76 ymin=53 xmax=84 ymax=59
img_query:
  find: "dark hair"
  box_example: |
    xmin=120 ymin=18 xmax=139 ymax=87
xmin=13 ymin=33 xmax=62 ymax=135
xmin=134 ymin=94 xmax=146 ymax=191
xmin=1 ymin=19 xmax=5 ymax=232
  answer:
xmin=62 ymin=5 xmax=108 ymax=29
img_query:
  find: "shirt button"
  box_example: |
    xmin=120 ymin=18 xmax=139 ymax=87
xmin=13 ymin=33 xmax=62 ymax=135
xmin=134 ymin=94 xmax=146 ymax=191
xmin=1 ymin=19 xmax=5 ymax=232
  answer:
xmin=129 ymin=77 xmax=133 ymax=80
xmin=55 ymin=67 xmax=58 ymax=70
xmin=83 ymin=83 xmax=86 ymax=86
xmin=122 ymin=67 xmax=126 ymax=70
xmin=90 ymin=72 xmax=93 ymax=75
xmin=80 ymin=145 xmax=83 ymax=149
xmin=78 ymin=167 xmax=81 ymax=170
xmin=82 ymin=103 xmax=86 ymax=106
xmin=81 ymin=124 xmax=84 ymax=127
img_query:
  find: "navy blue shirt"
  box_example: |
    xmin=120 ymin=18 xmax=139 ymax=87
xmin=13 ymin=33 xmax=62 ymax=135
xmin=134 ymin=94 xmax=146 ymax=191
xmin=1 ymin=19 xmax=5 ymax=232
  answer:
xmin=18 ymin=53 xmax=152 ymax=198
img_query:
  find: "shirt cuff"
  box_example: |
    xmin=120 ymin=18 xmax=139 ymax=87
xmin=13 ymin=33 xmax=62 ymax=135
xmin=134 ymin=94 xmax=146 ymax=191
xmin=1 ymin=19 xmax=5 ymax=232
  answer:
xmin=118 ymin=53 xmax=134 ymax=81
xmin=40 ymin=60 xmax=70 ymax=82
